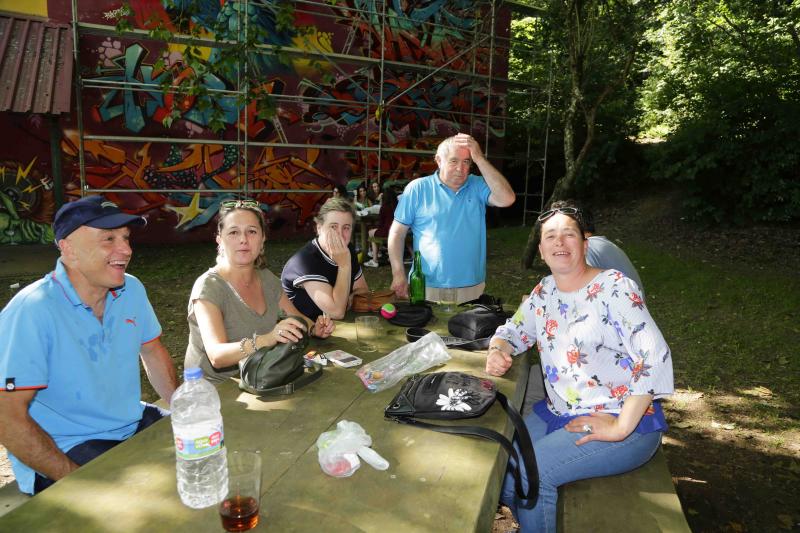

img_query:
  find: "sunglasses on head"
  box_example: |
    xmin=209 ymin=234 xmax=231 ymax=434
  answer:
xmin=221 ymin=199 xmax=260 ymax=210
xmin=537 ymin=206 xmax=582 ymax=223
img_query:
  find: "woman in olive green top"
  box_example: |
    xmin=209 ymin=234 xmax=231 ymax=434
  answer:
xmin=184 ymin=199 xmax=335 ymax=383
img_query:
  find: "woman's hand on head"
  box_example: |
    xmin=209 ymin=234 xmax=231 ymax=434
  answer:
xmin=566 ymin=412 xmax=629 ymax=445
xmin=271 ymin=317 xmax=307 ymax=344
xmin=326 ymin=227 xmax=351 ymax=266
xmin=313 ymin=314 xmax=335 ymax=338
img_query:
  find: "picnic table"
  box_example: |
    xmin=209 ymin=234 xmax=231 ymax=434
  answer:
xmin=0 ymin=311 xmax=529 ymax=532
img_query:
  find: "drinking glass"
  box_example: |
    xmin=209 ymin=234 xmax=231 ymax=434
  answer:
xmin=219 ymin=450 xmax=262 ymax=532
xmin=355 ymin=315 xmax=379 ymax=352
xmin=439 ymin=287 xmax=458 ymax=313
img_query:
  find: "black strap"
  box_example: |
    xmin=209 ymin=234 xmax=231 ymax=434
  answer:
xmin=387 ymin=391 xmax=538 ymax=507
xmin=250 ymin=363 xmax=323 ymax=397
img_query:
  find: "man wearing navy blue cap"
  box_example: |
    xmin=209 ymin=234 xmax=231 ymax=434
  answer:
xmin=0 ymin=195 xmax=177 ymax=494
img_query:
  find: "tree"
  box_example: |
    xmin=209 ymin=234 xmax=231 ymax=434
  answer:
xmin=521 ymin=0 xmax=656 ymax=268
xmin=638 ymin=0 xmax=800 ymax=223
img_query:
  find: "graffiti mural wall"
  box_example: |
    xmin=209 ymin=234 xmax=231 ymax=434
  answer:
xmin=0 ymin=0 xmax=510 ymax=245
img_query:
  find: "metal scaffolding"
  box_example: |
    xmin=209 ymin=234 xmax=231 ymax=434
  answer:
xmin=70 ymin=0 xmax=551 ymax=221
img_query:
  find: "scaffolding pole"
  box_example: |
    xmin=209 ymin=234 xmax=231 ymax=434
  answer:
xmin=72 ymin=0 xmax=550 ymax=206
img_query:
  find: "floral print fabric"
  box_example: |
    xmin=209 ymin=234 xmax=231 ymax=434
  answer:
xmin=495 ymin=270 xmax=674 ymax=417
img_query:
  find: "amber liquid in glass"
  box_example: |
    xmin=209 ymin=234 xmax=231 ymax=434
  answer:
xmin=219 ymin=495 xmax=260 ymax=532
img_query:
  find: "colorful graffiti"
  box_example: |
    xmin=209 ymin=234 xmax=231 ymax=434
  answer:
xmin=0 ymin=158 xmax=56 ymax=245
xmin=0 ymin=0 xmax=510 ymax=245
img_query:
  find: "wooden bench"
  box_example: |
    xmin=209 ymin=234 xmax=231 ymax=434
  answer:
xmin=0 ymin=481 xmax=28 ymax=519
xmin=558 ymin=447 xmax=691 ymax=532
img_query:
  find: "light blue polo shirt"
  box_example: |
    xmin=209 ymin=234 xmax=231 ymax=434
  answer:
xmin=0 ymin=260 xmax=161 ymax=494
xmin=394 ymin=172 xmax=491 ymax=288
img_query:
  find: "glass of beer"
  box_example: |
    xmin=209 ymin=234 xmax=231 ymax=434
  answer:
xmin=219 ymin=450 xmax=262 ymax=532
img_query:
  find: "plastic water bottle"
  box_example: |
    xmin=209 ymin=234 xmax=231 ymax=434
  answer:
xmin=171 ymin=367 xmax=228 ymax=508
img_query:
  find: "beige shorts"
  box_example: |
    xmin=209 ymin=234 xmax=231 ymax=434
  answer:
xmin=426 ymin=282 xmax=485 ymax=305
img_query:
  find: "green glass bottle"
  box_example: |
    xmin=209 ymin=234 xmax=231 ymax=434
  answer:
xmin=409 ymin=251 xmax=426 ymax=305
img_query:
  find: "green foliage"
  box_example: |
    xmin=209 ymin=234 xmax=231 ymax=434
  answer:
xmin=507 ymin=1 xmax=657 ymax=200
xmin=638 ymin=0 xmax=800 ymax=222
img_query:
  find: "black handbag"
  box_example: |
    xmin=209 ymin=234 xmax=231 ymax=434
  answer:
xmin=238 ymin=321 xmax=322 ymax=396
xmin=385 ymin=372 xmax=538 ymax=507
xmin=447 ymin=299 xmax=511 ymax=351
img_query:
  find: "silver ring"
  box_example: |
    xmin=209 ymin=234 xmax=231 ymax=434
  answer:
xmin=277 ymin=329 xmax=283 ymax=337
xmin=582 ymin=424 xmax=592 ymax=434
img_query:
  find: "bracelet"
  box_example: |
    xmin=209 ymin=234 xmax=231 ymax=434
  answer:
xmin=250 ymin=332 xmax=259 ymax=353
xmin=239 ymin=337 xmax=250 ymax=357
xmin=489 ymin=345 xmax=507 ymax=354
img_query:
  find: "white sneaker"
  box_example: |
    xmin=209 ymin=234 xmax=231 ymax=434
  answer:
xmin=363 ymin=259 xmax=380 ymax=268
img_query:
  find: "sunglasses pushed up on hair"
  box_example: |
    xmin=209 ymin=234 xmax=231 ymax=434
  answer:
xmin=537 ymin=206 xmax=582 ymax=223
xmin=221 ymin=199 xmax=260 ymax=210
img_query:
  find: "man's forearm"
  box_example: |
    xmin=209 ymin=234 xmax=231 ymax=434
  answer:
xmin=140 ymin=341 xmax=178 ymax=404
xmin=0 ymin=413 xmax=77 ymax=482
xmin=387 ymin=224 xmax=407 ymax=278
xmin=474 ymin=157 xmax=515 ymax=207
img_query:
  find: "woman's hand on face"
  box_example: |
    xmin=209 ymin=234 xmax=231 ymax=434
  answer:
xmin=566 ymin=412 xmax=629 ymax=445
xmin=485 ymin=348 xmax=513 ymax=377
xmin=271 ymin=317 xmax=307 ymax=345
xmin=313 ymin=314 xmax=335 ymax=338
xmin=326 ymin=227 xmax=351 ymax=266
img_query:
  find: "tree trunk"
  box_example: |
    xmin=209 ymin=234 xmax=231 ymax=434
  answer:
xmin=521 ymin=5 xmax=637 ymax=269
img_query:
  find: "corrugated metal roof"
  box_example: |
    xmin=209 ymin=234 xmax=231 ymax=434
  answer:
xmin=0 ymin=13 xmax=73 ymax=115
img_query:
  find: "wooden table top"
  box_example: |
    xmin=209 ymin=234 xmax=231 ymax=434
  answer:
xmin=0 ymin=311 xmax=529 ymax=532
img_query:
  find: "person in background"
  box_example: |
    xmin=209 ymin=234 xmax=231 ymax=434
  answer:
xmin=355 ymin=183 xmax=372 ymax=210
xmin=331 ymin=184 xmax=349 ymax=201
xmin=282 ymin=198 xmax=370 ymax=320
xmin=0 ymin=195 xmax=178 ymax=495
xmin=485 ymin=203 xmax=672 ymax=532
xmin=364 ymin=187 xmax=399 ymax=268
xmin=387 ymin=133 xmax=515 ymax=303
xmin=368 ymin=180 xmax=383 ymax=205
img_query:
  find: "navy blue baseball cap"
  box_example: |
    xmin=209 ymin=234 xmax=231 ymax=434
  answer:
xmin=53 ymin=196 xmax=146 ymax=242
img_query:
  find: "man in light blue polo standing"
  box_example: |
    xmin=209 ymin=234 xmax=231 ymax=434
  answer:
xmin=388 ymin=133 xmax=515 ymax=303
xmin=0 ymin=195 xmax=177 ymax=495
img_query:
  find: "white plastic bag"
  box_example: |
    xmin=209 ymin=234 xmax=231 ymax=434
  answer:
xmin=356 ymin=331 xmax=451 ymax=392
xmin=316 ymin=420 xmax=389 ymax=478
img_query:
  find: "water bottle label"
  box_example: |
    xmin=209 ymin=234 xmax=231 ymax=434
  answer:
xmin=174 ymin=423 xmax=224 ymax=460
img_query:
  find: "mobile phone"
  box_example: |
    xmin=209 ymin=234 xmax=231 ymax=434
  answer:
xmin=324 ymin=350 xmax=362 ymax=368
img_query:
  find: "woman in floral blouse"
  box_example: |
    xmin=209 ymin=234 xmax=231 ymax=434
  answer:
xmin=486 ymin=203 xmax=674 ymax=533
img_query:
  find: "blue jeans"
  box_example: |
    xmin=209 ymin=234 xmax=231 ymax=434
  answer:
xmin=33 ymin=403 xmax=169 ymax=494
xmin=500 ymin=410 xmax=662 ymax=533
